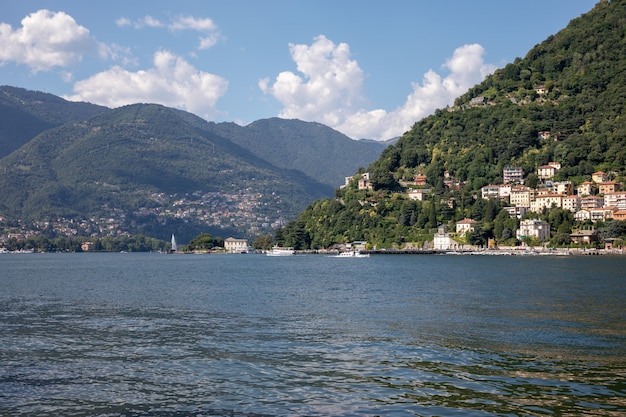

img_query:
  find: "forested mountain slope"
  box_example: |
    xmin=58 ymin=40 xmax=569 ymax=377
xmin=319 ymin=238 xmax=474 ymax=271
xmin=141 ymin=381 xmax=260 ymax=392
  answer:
xmin=275 ymin=0 xmax=626 ymax=249
xmin=383 ymin=0 xmax=625 ymax=188
xmin=206 ymin=118 xmax=386 ymax=188
xmin=0 ymin=86 xmax=107 ymax=158
xmin=0 ymin=104 xmax=332 ymax=242
xmin=0 ymin=85 xmax=387 ymax=242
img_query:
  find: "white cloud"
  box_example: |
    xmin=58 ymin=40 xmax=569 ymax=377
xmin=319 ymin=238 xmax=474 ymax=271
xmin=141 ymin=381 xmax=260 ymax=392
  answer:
xmin=169 ymin=16 xmax=222 ymax=50
xmin=261 ymin=37 xmax=496 ymax=140
xmin=117 ymin=15 xmax=164 ymax=29
xmin=0 ymin=9 xmax=101 ymax=72
xmin=169 ymin=16 xmax=217 ymax=32
xmin=260 ymin=35 xmax=366 ymax=128
xmin=64 ymin=50 xmax=229 ymax=120
xmin=60 ymin=70 xmax=74 ymax=83
xmin=139 ymin=15 xmax=164 ymax=28
xmin=115 ymin=17 xmax=131 ymax=27
xmin=198 ymin=34 xmax=221 ymax=50
xmin=121 ymin=14 xmax=222 ymax=50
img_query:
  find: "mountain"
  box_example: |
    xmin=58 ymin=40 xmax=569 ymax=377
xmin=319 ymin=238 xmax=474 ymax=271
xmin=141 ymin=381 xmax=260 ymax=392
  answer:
xmin=0 ymin=86 xmax=108 ymax=159
xmin=205 ymin=118 xmax=386 ymax=188
xmin=0 ymin=85 xmax=389 ymax=242
xmin=0 ymin=104 xmax=335 ymax=242
xmin=360 ymin=137 xmax=399 ymax=149
xmin=0 ymin=86 xmax=386 ymax=190
xmin=389 ymin=0 xmax=625 ymax=185
xmin=272 ymin=0 xmax=626 ymax=250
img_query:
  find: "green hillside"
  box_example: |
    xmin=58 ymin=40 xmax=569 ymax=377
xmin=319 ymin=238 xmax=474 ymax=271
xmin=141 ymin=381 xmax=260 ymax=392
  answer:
xmin=0 ymin=103 xmax=333 ymax=242
xmin=0 ymin=86 xmax=107 ymax=158
xmin=208 ymin=118 xmax=386 ymax=188
xmin=274 ymin=0 xmax=626 ymax=250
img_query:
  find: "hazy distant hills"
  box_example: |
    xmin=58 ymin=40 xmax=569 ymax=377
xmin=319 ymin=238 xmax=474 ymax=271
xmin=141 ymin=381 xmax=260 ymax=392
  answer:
xmin=205 ymin=117 xmax=386 ymax=188
xmin=0 ymin=89 xmax=386 ymax=241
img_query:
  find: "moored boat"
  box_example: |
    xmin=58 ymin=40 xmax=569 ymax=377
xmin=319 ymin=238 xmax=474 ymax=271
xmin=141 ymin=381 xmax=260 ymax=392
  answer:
xmin=335 ymin=250 xmax=369 ymax=258
xmin=266 ymin=246 xmax=295 ymax=256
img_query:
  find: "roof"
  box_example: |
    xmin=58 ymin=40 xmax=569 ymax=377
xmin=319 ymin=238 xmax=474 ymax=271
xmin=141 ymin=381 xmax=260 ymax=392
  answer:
xmin=225 ymin=237 xmax=248 ymax=242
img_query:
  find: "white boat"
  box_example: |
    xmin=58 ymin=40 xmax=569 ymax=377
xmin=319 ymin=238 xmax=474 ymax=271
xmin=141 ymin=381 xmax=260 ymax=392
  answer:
xmin=170 ymin=234 xmax=178 ymax=253
xmin=266 ymin=246 xmax=295 ymax=256
xmin=335 ymin=250 xmax=369 ymax=258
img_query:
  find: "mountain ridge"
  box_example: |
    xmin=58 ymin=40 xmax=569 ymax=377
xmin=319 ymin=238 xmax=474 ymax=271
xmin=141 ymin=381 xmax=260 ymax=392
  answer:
xmin=0 ymin=85 xmax=108 ymax=159
xmin=206 ymin=117 xmax=386 ymax=188
xmin=0 ymin=98 xmax=384 ymax=242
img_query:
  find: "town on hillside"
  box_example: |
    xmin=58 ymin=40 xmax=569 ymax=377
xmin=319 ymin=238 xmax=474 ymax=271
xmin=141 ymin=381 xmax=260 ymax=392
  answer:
xmin=0 ymin=187 xmax=288 ymax=251
xmin=346 ymin=164 xmax=625 ymax=252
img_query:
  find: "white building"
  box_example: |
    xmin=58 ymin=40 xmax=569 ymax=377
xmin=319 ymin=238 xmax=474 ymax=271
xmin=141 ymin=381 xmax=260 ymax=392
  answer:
xmin=581 ymin=196 xmax=604 ymax=210
xmin=503 ymin=166 xmax=524 ymax=184
xmin=408 ymin=188 xmax=431 ymax=201
xmin=562 ymin=195 xmax=582 ymax=212
xmin=224 ymin=237 xmax=249 ymax=253
xmin=343 ymin=172 xmax=370 ymax=188
xmin=504 ymin=206 xmax=528 ymax=219
xmin=530 ymin=194 xmax=564 ymax=213
xmin=538 ymin=165 xmax=557 ymax=180
xmin=552 ymin=181 xmax=573 ymax=196
xmin=456 ymin=218 xmax=477 ymax=236
xmin=574 ymin=210 xmax=591 ymax=222
xmin=510 ymin=186 xmax=535 ymax=208
xmin=604 ymin=191 xmax=626 ymax=210
xmin=498 ymin=184 xmax=512 ymax=199
xmin=481 ymin=185 xmax=500 ymax=200
xmin=516 ymin=219 xmax=550 ymax=242
xmin=577 ymin=181 xmax=594 ymax=196
xmin=433 ymin=225 xmax=460 ymax=251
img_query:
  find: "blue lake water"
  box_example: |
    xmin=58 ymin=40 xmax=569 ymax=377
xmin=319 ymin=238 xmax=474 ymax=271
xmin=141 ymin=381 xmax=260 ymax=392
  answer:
xmin=1 ymin=252 xmax=625 ymax=416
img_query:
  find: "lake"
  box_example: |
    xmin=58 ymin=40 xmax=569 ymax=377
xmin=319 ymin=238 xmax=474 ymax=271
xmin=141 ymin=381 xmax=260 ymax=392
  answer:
xmin=1 ymin=252 xmax=625 ymax=416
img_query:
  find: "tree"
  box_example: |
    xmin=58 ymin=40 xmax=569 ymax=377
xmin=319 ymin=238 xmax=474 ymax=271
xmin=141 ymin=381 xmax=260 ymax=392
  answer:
xmin=525 ymin=173 xmax=540 ymax=189
xmin=188 ymin=233 xmax=214 ymax=251
xmin=467 ymin=225 xmax=491 ymax=247
xmin=253 ymin=234 xmax=274 ymax=250
xmin=427 ymin=201 xmax=437 ymax=229
xmin=493 ymin=209 xmax=518 ymax=242
xmin=483 ymin=199 xmax=498 ymax=222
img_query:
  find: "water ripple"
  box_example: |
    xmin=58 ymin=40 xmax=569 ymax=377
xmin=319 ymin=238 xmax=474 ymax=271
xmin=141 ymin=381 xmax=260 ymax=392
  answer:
xmin=1 ymin=254 xmax=626 ymax=416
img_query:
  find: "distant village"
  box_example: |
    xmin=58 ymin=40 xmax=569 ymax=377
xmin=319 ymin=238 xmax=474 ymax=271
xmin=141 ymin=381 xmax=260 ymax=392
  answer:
xmin=0 ymin=187 xmax=288 ymax=250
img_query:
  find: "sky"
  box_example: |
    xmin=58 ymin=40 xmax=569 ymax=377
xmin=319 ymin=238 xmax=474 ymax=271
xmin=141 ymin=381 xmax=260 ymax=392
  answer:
xmin=1 ymin=1 xmax=598 ymax=141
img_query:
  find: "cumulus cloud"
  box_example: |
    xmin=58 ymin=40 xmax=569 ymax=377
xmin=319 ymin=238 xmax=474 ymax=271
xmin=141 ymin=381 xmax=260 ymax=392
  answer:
xmin=0 ymin=9 xmax=102 ymax=72
xmin=261 ymin=37 xmax=496 ymax=140
xmin=259 ymin=35 xmax=366 ymax=127
xmin=64 ymin=50 xmax=229 ymax=119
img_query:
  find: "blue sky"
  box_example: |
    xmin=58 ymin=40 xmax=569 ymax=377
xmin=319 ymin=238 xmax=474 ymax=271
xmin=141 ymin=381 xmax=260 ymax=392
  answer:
xmin=1 ymin=1 xmax=597 ymax=140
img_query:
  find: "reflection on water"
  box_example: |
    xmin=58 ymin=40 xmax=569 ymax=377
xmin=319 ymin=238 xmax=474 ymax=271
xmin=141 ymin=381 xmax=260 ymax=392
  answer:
xmin=1 ymin=253 xmax=625 ymax=416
